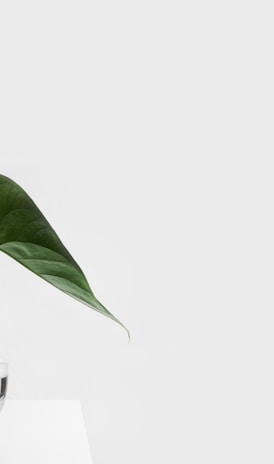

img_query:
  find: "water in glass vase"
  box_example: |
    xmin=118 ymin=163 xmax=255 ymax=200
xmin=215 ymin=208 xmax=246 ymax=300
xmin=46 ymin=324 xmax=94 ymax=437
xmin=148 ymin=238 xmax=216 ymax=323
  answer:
xmin=0 ymin=362 xmax=8 ymax=413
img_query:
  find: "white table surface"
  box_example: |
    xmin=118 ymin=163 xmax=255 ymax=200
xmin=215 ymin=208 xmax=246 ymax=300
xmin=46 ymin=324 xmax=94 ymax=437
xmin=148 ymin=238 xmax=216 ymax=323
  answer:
xmin=0 ymin=400 xmax=93 ymax=463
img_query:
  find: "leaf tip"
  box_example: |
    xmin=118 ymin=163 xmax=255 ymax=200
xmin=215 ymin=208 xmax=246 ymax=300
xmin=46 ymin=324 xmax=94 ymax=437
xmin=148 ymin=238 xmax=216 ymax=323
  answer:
xmin=117 ymin=319 xmax=131 ymax=343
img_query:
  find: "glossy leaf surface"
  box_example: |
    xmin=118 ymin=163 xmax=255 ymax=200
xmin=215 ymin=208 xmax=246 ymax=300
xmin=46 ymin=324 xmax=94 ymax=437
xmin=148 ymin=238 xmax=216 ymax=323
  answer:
xmin=0 ymin=175 xmax=128 ymax=337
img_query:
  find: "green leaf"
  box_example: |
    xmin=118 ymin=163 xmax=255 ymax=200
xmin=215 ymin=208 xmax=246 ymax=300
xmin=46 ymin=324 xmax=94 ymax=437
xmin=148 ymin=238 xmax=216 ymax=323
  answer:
xmin=0 ymin=174 xmax=129 ymax=338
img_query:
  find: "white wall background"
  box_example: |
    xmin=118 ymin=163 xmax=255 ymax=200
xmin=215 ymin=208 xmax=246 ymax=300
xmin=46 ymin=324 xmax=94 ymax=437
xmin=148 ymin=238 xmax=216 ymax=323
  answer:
xmin=0 ymin=1 xmax=274 ymax=463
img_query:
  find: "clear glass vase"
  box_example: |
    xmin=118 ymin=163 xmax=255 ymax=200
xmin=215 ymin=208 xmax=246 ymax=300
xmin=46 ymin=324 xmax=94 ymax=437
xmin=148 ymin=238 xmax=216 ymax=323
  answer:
xmin=0 ymin=362 xmax=8 ymax=414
